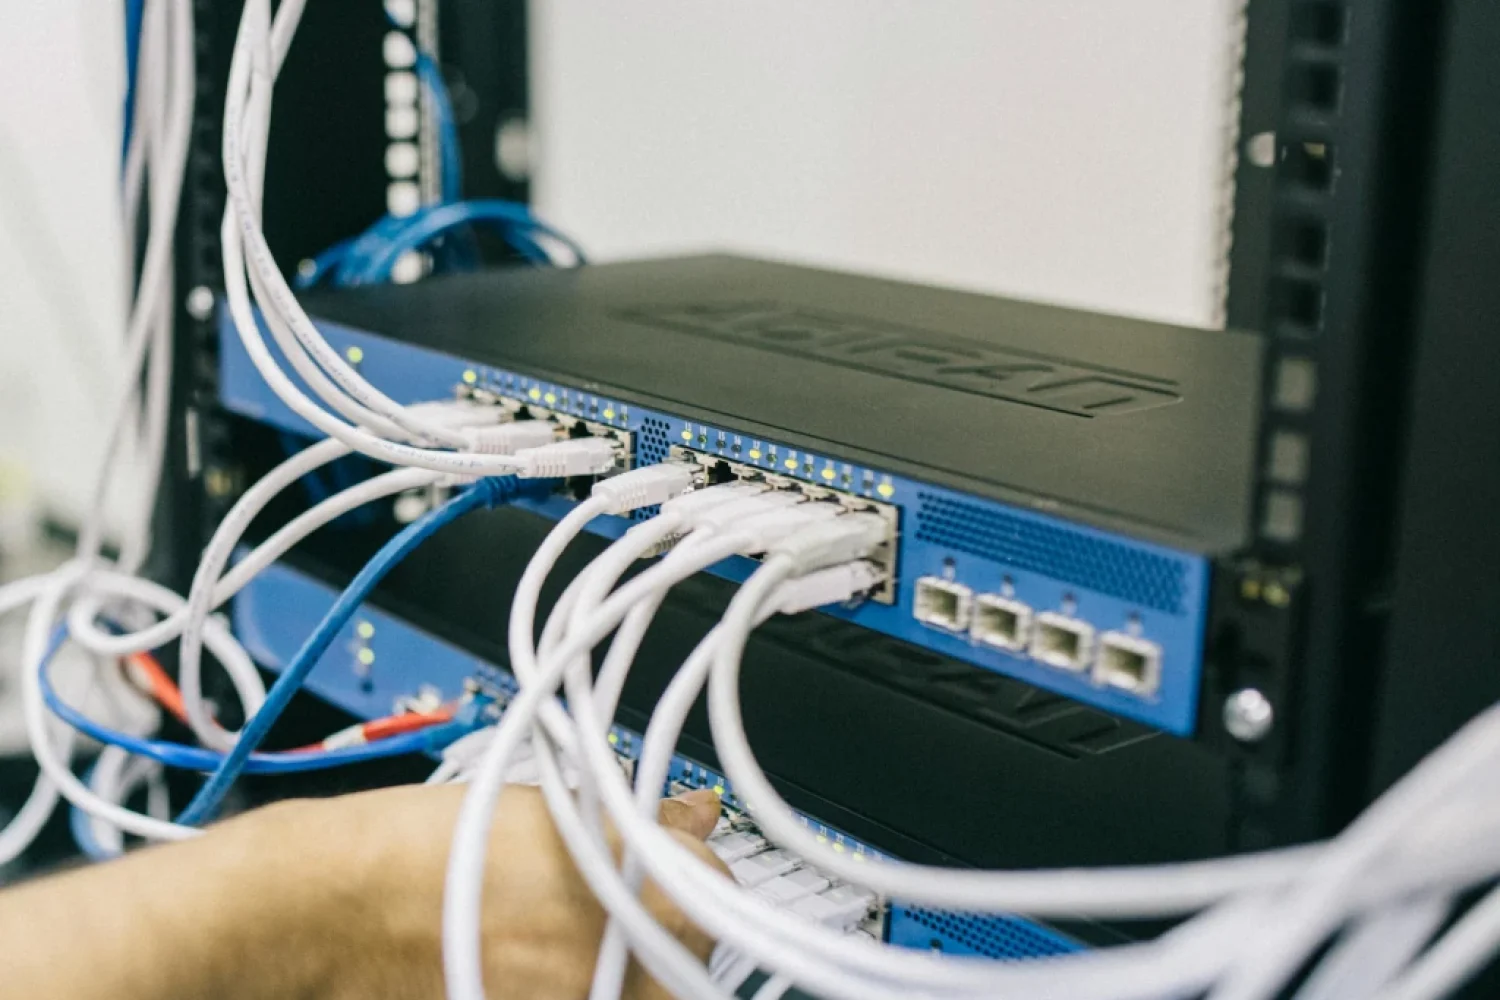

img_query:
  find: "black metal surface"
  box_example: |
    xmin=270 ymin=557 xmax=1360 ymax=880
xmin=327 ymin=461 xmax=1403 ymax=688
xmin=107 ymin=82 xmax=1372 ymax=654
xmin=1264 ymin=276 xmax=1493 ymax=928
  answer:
xmin=440 ymin=0 xmax=530 ymax=203
xmin=1370 ymin=0 xmax=1500 ymax=792
xmin=303 ymin=257 xmax=1264 ymax=553
xmin=1251 ymin=0 xmax=1447 ymax=846
xmin=222 ymin=410 xmax=1235 ymax=875
xmin=161 ymin=7 xmax=1500 ymax=990
xmin=1225 ymin=0 xmax=1292 ymax=335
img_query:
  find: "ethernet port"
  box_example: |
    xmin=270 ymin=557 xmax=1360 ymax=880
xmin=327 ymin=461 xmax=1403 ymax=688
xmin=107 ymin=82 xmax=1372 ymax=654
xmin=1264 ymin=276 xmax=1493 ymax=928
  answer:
xmin=913 ymin=577 xmax=972 ymax=633
xmin=1029 ymin=612 xmax=1094 ymax=672
xmin=1094 ymin=632 xmax=1162 ymax=697
xmin=971 ymin=595 xmax=1032 ymax=653
xmin=706 ymin=460 xmax=736 ymax=485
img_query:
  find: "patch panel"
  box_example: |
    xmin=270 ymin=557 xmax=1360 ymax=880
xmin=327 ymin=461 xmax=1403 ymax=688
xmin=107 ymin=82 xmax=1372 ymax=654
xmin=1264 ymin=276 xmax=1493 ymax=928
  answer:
xmin=230 ymin=557 xmax=1077 ymax=962
xmin=219 ymin=305 xmax=1212 ymax=734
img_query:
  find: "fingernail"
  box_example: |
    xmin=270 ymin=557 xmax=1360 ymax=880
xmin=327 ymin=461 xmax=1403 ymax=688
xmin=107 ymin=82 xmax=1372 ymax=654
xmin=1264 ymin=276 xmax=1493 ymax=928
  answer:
xmin=673 ymin=788 xmax=720 ymax=807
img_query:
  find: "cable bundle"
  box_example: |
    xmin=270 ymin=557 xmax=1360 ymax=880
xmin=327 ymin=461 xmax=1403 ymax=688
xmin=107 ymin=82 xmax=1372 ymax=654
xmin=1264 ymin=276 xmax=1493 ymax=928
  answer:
xmin=2 ymin=3 xmax=1500 ymax=1000
xmin=0 ymin=0 xmax=598 ymax=861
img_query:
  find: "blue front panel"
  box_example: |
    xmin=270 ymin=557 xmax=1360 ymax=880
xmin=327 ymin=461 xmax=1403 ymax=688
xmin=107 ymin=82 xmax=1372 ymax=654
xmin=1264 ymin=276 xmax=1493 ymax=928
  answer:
xmin=233 ymin=558 xmax=1079 ymax=960
xmin=219 ymin=311 xmax=1210 ymax=734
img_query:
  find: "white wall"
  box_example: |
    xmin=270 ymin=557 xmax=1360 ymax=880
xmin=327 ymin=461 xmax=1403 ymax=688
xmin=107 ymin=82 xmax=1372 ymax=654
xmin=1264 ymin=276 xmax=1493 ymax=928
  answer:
xmin=0 ymin=2 xmax=128 ymax=534
xmin=531 ymin=0 xmax=1241 ymax=329
xmin=0 ymin=2 xmax=1243 ymax=526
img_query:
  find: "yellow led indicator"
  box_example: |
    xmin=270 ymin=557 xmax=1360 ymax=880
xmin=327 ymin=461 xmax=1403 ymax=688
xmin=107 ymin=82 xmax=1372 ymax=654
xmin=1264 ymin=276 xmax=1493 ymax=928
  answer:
xmin=681 ymin=429 xmax=693 ymax=441
xmin=852 ymin=852 xmax=867 ymax=863
xmin=820 ymin=467 xmax=836 ymax=481
xmin=748 ymin=448 xmax=762 ymax=460
xmin=345 ymin=346 xmax=364 ymax=364
xmin=355 ymin=621 xmax=375 ymax=640
xmin=784 ymin=458 xmax=798 ymax=471
xmin=876 ymin=481 xmax=896 ymax=499
xmin=543 ymin=392 xmax=557 ymax=405
xmin=713 ymin=784 xmax=725 ymax=796
xmin=461 ymin=369 xmax=477 ymax=385
xmin=832 ymin=842 xmax=846 ymax=853
xmin=602 ymin=408 xmax=615 ymax=420
xmin=356 ymin=648 xmax=375 ymax=666
xmin=607 ymin=733 xmax=619 ymax=745
xmin=528 ymin=387 xmax=541 ymax=401
xmin=815 ymin=834 xmax=829 ymax=844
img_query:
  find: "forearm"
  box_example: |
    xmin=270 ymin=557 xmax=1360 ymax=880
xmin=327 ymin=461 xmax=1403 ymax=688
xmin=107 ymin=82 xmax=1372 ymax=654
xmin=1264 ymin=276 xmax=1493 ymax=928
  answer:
xmin=0 ymin=784 xmax=725 ymax=1000
xmin=0 ymin=801 xmax=347 ymax=1000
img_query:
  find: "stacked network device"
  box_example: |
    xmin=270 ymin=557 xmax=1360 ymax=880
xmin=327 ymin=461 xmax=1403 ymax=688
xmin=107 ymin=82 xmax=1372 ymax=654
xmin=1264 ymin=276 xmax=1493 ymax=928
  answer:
xmin=218 ymin=254 xmax=1264 ymax=960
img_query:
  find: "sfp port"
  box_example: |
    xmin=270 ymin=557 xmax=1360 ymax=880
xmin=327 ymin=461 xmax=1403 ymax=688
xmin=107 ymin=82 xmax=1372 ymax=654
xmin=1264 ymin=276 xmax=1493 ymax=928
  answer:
xmin=1029 ymin=612 xmax=1094 ymax=672
xmin=971 ymin=595 xmax=1032 ymax=653
xmin=1093 ymin=631 xmax=1162 ymax=697
xmin=912 ymin=577 xmax=972 ymax=633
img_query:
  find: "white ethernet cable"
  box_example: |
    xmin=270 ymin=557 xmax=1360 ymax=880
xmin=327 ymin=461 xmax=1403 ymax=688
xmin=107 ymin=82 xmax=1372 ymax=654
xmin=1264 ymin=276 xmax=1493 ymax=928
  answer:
xmin=66 ymin=399 xmax=512 ymax=748
xmin=20 ymin=568 xmax=196 ymax=843
xmin=586 ymin=560 xmax=886 ymax=1000
xmin=0 ymin=0 xmax=197 ymax=865
xmin=518 ymin=504 xmax=1500 ymax=1000
xmin=481 ymin=492 xmax=1170 ymax=998
xmin=84 ymin=745 xmax=171 ymax=858
xmin=3 ymin=424 xmax=427 ymax=848
xmin=177 ymin=0 xmax=1500 ymax=994
xmin=215 ymin=0 xmax=549 ymax=477
xmin=449 ymin=491 xmax=923 ymax=1000
xmin=217 ymin=15 xmax=510 ymax=478
xmin=17 ymin=555 xmax=292 ymax=846
xmin=446 ymin=467 xmax=769 ymax=1000
xmin=79 ymin=0 xmax=195 ymax=570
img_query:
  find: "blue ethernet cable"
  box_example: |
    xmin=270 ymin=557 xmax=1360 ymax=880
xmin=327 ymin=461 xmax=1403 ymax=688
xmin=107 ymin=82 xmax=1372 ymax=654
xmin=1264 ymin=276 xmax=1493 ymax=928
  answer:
xmin=340 ymin=199 xmax=589 ymax=284
xmin=37 ymin=626 xmax=483 ymax=775
xmin=175 ymin=474 xmax=555 ymax=825
xmin=296 ymin=200 xmax=579 ymax=290
xmin=383 ymin=7 xmax=462 ymax=202
xmin=415 ymin=51 xmax=463 ymax=203
xmin=122 ymin=0 xmax=146 ymax=165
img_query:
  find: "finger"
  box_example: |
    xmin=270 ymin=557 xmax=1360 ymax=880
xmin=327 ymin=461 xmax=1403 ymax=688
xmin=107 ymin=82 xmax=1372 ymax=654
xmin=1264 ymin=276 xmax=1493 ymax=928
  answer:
xmin=628 ymin=830 xmax=734 ymax=1000
xmin=656 ymin=788 xmax=722 ymax=841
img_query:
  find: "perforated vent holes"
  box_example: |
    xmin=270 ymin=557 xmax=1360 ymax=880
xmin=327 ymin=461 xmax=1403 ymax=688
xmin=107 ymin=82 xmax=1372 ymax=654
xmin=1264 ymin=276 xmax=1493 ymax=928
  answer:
xmin=891 ymin=905 xmax=1080 ymax=959
xmin=915 ymin=494 xmax=1189 ymax=615
xmin=633 ymin=416 xmax=674 ymax=520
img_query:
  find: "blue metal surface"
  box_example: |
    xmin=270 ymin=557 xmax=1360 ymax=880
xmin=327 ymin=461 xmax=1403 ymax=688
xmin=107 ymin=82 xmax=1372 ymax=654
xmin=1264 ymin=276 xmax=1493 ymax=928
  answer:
xmin=219 ymin=310 xmax=1210 ymax=734
xmin=886 ymin=904 xmax=1081 ymax=959
xmin=232 ymin=557 xmax=1079 ymax=960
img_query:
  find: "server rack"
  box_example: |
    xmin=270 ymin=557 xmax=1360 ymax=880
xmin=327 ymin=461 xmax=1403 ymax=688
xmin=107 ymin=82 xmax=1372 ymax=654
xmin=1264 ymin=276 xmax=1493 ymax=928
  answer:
xmin=164 ymin=0 xmax=1497 ymax=930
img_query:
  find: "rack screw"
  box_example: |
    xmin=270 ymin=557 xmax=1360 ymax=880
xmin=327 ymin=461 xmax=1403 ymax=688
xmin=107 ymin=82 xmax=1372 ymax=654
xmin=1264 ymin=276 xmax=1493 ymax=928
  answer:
xmin=1223 ymin=688 xmax=1275 ymax=743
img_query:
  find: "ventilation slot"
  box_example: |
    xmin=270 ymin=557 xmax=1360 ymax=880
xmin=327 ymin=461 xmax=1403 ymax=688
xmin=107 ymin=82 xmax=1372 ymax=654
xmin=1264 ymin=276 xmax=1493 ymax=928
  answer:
xmin=915 ymin=495 xmax=1189 ymax=616
xmin=890 ymin=905 xmax=1080 ymax=960
xmin=632 ymin=416 xmax=674 ymax=521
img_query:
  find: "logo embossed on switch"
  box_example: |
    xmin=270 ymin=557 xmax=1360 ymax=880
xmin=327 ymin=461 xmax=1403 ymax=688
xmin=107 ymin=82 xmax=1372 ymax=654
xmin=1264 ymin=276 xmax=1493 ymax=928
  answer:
xmin=616 ymin=302 xmax=1181 ymax=417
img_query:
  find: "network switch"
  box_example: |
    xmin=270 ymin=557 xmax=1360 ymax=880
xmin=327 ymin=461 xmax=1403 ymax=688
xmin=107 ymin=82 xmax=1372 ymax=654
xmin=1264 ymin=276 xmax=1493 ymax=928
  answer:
xmin=218 ymin=255 xmax=1259 ymax=734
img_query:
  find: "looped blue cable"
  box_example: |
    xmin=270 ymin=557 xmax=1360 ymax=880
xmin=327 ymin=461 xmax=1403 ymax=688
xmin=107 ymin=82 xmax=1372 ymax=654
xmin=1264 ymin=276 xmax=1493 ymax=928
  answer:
xmin=174 ymin=476 xmax=554 ymax=825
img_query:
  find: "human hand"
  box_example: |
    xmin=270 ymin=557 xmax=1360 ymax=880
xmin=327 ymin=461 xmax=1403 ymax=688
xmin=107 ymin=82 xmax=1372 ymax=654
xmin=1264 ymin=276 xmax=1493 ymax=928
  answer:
xmin=239 ymin=782 xmax=730 ymax=1000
